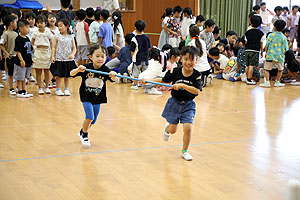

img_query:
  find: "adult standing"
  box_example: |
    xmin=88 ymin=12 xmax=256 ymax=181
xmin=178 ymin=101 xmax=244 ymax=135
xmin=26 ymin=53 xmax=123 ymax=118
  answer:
xmin=260 ymin=2 xmax=274 ymax=35
xmin=101 ymin=0 xmax=120 ymax=14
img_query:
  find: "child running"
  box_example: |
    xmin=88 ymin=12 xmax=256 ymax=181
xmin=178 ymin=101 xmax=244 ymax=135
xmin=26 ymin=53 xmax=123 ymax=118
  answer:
xmin=51 ymin=18 xmax=77 ymax=96
xmin=141 ymin=46 xmax=202 ymax=161
xmin=70 ymin=44 xmax=116 ymax=148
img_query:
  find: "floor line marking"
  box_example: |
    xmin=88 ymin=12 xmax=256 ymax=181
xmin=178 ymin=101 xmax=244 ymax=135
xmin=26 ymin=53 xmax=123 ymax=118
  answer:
xmin=0 ymin=137 xmax=279 ymax=163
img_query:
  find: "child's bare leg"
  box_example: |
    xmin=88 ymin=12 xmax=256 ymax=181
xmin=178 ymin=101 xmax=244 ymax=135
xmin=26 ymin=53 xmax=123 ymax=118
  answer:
xmin=8 ymin=75 xmax=13 ymax=89
xmin=44 ymin=69 xmax=50 ymax=87
xmin=248 ymin=66 xmax=253 ymax=79
xmin=64 ymin=77 xmax=69 ymax=89
xmin=82 ymin=119 xmax=93 ymax=133
xmin=182 ymin=123 xmax=192 ymax=151
xmin=17 ymin=80 xmax=22 ymax=91
xmin=21 ymin=80 xmax=25 ymax=90
xmin=264 ymin=70 xmax=270 ymax=82
xmin=245 ymin=66 xmax=249 ymax=76
xmin=56 ymin=77 xmax=61 ymax=89
xmin=35 ymin=69 xmax=42 ymax=88
xmin=276 ymin=70 xmax=283 ymax=81
xmin=289 ymin=71 xmax=300 ymax=81
xmin=166 ymin=124 xmax=177 ymax=134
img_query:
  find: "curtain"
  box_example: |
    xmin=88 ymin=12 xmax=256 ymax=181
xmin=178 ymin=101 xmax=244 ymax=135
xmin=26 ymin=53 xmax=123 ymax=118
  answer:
xmin=200 ymin=0 xmax=253 ymax=38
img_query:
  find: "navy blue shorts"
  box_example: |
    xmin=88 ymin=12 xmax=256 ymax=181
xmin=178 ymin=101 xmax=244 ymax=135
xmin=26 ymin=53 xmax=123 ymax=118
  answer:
xmin=162 ymin=97 xmax=196 ymax=124
xmin=82 ymin=102 xmax=101 ymax=125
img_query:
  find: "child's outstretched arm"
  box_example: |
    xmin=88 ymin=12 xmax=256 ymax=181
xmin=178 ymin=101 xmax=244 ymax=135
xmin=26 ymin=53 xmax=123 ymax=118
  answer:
xmin=172 ymin=83 xmax=200 ymax=95
xmin=70 ymin=65 xmax=86 ymax=76
xmin=140 ymin=78 xmax=164 ymax=84
xmin=109 ymin=71 xmax=117 ymax=81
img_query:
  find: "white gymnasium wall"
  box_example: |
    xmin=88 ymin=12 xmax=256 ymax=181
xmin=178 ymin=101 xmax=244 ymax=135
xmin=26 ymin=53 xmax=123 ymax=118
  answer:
xmin=36 ymin=0 xmax=63 ymax=9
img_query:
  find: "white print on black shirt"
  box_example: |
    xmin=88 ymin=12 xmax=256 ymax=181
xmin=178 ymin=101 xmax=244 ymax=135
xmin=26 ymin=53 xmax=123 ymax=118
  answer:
xmin=175 ymin=79 xmax=193 ymax=85
xmin=85 ymin=72 xmax=104 ymax=96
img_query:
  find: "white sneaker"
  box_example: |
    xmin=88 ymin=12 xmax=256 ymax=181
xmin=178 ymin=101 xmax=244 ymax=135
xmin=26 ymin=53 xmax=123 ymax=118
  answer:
xmin=64 ymin=89 xmax=71 ymax=96
xmin=29 ymin=76 xmax=36 ymax=82
xmin=162 ymin=123 xmax=170 ymax=142
xmin=45 ymin=88 xmax=51 ymax=94
xmin=240 ymin=73 xmax=247 ymax=82
xmin=259 ymin=68 xmax=264 ymax=78
xmin=131 ymin=85 xmax=139 ymax=90
xmin=1 ymin=70 xmax=5 ymax=74
xmin=38 ymin=88 xmax=44 ymax=95
xmin=123 ymin=73 xmax=129 ymax=83
xmin=25 ymin=92 xmax=33 ymax=97
xmin=13 ymin=79 xmax=16 ymax=83
xmin=55 ymin=89 xmax=64 ymax=96
xmin=144 ymin=88 xmax=149 ymax=94
xmin=290 ymin=82 xmax=300 ymax=86
xmin=9 ymin=89 xmax=16 ymax=95
xmin=274 ymin=82 xmax=285 ymax=87
xmin=181 ymin=152 xmax=193 ymax=161
xmin=115 ymin=77 xmax=121 ymax=84
xmin=207 ymin=74 xmax=213 ymax=84
xmin=78 ymin=130 xmax=91 ymax=149
xmin=148 ymin=87 xmax=162 ymax=95
xmin=0 ymin=83 xmax=4 ymax=88
xmin=17 ymin=93 xmax=29 ymax=98
xmin=2 ymin=74 xmax=8 ymax=80
xmin=259 ymin=82 xmax=271 ymax=88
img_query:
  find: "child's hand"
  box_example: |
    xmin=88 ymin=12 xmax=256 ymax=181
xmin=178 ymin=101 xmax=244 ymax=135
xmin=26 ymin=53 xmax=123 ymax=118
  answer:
xmin=140 ymin=78 xmax=147 ymax=84
xmin=172 ymin=83 xmax=184 ymax=90
xmin=78 ymin=65 xmax=86 ymax=72
xmin=69 ymin=54 xmax=75 ymax=60
xmin=109 ymin=71 xmax=117 ymax=77
xmin=51 ymin=57 xmax=55 ymax=63
xmin=21 ymin=60 xmax=26 ymax=68
xmin=4 ymin=52 xmax=10 ymax=59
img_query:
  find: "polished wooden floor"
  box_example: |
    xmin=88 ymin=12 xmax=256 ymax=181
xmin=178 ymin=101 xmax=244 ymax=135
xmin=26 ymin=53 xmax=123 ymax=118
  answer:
xmin=1 ymin=76 xmax=300 ymax=200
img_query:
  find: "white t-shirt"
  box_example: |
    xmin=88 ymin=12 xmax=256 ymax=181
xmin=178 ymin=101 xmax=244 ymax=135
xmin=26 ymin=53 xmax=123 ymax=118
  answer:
xmin=181 ymin=16 xmax=196 ymax=38
xmin=27 ymin=26 xmax=38 ymax=41
xmin=89 ymin=21 xmax=103 ymax=44
xmin=75 ymin=21 xmax=89 ymax=46
xmin=32 ymin=28 xmax=52 ymax=47
xmin=102 ymin=0 xmax=120 ymax=14
xmin=49 ymin=27 xmax=60 ymax=42
xmin=295 ymin=16 xmax=300 ymax=27
xmin=113 ymin=24 xmax=125 ymax=45
xmin=217 ymin=54 xmax=230 ymax=70
xmin=260 ymin=10 xmax=271 ymax=26
xmin=139 ymin=59 xmax=166 ymax=79
xmin=188 ymin=38 xmax=211 ymax=72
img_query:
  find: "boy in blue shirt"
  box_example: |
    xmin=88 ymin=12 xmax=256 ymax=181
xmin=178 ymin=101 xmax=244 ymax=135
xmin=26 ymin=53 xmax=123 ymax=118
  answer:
xmin=130 ymin=20 xmax=151 ymax=89
xmin=98 ymin=9 xmax=113 ymax=48
xmin=260 ymin=20 xmax=288 ymax=88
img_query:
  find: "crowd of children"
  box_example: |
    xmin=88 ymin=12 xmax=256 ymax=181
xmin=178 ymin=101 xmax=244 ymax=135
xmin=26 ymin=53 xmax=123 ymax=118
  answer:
xmin=1 ymin=1 xmax=300 ymax=161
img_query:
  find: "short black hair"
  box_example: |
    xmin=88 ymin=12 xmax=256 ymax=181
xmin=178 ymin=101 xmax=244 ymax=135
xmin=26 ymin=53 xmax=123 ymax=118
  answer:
xmin=3 ymin=15 xmax=17 ymax=27
xmin=178 ymin=40 xmax=186 ymax=50
xmin=248 ymin=11 xmax=257 ymax=18
xmin=274 ymin=6 xmax=283 ymax=13
xmin=183 ymin=7 xmax=192 ymax=18
xmin=226 ymin=30 xmax=237 ymax=37
xmin=260 ymin=2 xmax=266 ymax=7
xmin=107 ymin=46 xmax=116 ymax=56
xmin=36 ymin=14 xmax=46 ymax=23
xmin=94 ymin=9 xmax=101 ymax=21
xmin=61 ymin=0 xmax=71 ymax=8
xmin=181 ymin=46 xmax=199 ymax=60
xmin=253 ymin=5 xmax=261 ymax=11
xmin=213 ymin=26 xmax=221 ymax=35
xmin=86 ymin=7 xmax=95 ymax=18
xmin=173 ymin=6 xmax=183 ymax=14
xmin=161 ymin=44 xmax=172 ymax=51
xmin=209 ymin=47 xmax=220 ymax=57
xmin=233 ymin=47 xmax=240 ymax=57
xmin=100 ymin=9 xmax=109 ymax=20
xmin=18 ymin=19 xmax=29 ymax=29
xmin=135 ymin=20 xmax=146 ymax=32
xmin=292 ymin=5 xmax=299 ymax=10
xmin=282 ymin=6 xmax=289 ymax=11
xmin=196 ymin=15 xmax=205 ymax=23
xmin=282 ymin=28 xmax=290 ymax=34
xmin=165 ymin=8 xmax=173 ymax=16
xmin=76 ymin=9 xmax=86 ymax=21
xmin=250 ymin=15 xmax=262 ymax=28
xmin=274 ymin=20 xmax=286 ymax=32
xmin=8 ymin=8 xmax=21 ymax=19
xmin=236 ymin=36 xmax=246 ymax=45
xmin=25 ymin=11 xmax=36 ymax=19
xmin=0 ymin=7 xmax=8 ymax=21
xmin=204 ymin=19 xmax=215 ymax=28
xmin=89 ymin=44 xmax=108 ymax=56
xmin=169 ymin=47 xmax=181 ymax=57
xmin=125 ymin=32 xmax=135 ymax=45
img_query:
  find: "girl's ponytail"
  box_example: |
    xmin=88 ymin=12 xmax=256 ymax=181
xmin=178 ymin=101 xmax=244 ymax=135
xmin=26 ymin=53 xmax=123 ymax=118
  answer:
xmin=189 ymin=26 xmax=203 ymax=57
